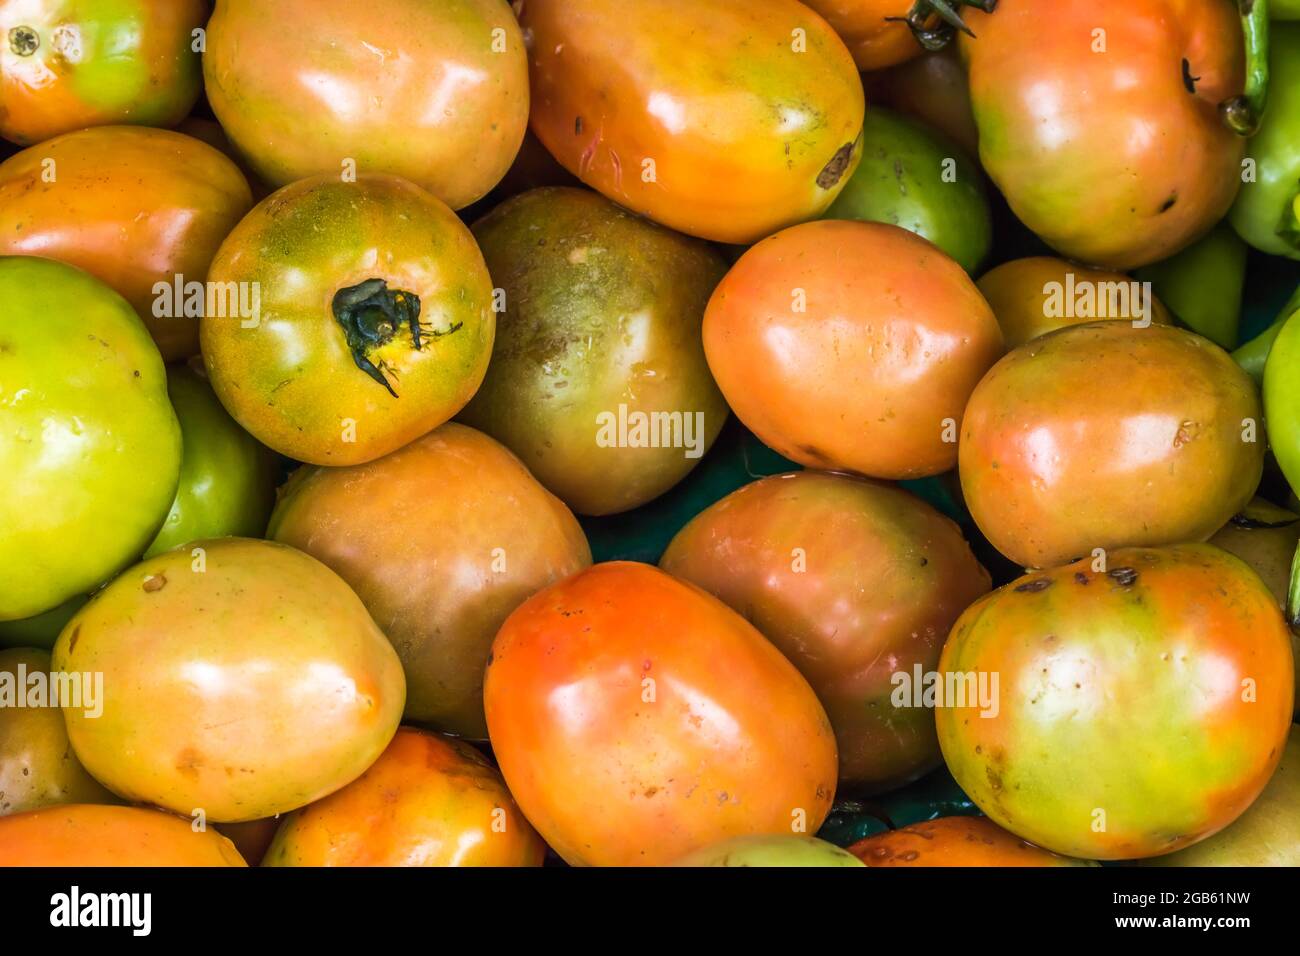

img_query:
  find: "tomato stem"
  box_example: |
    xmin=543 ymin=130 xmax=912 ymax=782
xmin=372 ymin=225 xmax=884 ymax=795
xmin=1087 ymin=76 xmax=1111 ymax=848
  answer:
xmin=887 ymin=1 xmax=997 ymax=52
xmin=1221 ymin=0 xmax=1269 ymax=136
xmin=1287 ymin=535 xmax=1300 ymax=629
xmin=331 ymin=279 xmax=423 ymax=398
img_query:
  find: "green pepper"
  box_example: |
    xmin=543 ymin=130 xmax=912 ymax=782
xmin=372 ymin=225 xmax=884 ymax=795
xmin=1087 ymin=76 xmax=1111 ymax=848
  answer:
xmin=822 ymin=107 xmax=992 ymax=273
xmin=1135 ymin=222 xmax=1248 ymax=349
xmin=1264 ymin=307 xmax=1300 ymax=501
xmin=1230 ymin=21 xmax=1300 ymax=259
xmin=1233 ymin=282 xmax=1300 ymax=383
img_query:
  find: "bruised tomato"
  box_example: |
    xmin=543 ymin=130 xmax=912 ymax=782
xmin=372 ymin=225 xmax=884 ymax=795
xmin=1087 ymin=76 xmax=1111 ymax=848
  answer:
xmin=960 ymin=0 xmax=1246 ymax=269
xmin=268 ymin=423 xmax=591 ymax=738
xmin=484 ymin=562 xmax=838 ymax=866
xmin=203 ymin=0 xmax=528 ymax=210
xmin=201 ymin=174 xmax=495 ymax=466
xmin=519 ymin=0 xmax=864 ymax=244
xmin=977 ymin=257 xmax=1172 ymax=348
xmin=660 ymin=472 xmax=990 ymax=792
xmin=0 ymin=257 xmax=181 ymax=621
xmin=937 ymin=545 xmax=1294 ymax=859
xmin=460 ymin=187 xmax=729 ymax=516
xmin=52 ymin=538 xmax=406 ymax=822
xmin=0 ymin=0 xmax=205 ymax=145
xmin=848 ymin=816 xmax=1095 ymax=867
xmin=960 ymin=322 xmax=1263 ymax=569
xmin=0 ymin=126 xmax=253 ymax=359
xmin=0 ymin=805 xmax=246 ymax=867
xmin=263 ymin=728 xmax=546 ymax=867
xmin=704 ymin=220 xmax=1003 ymax=479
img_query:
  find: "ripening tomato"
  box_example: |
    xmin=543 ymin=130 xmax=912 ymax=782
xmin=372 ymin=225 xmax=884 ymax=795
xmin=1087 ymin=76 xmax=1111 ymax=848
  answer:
xmin=673 ymin=834 xmax=864 ymax=867
xmin=0 ymin=257 xmax=181 ymax=621
xmin=144 ymin=363 xmax=278 ymax=558
xmin=861 ymin=47 xmax=980 ymax=157
xmin=960 ymin=0 xmax=1246 ymax=269
xmin=0 ymin=805 xmax=246 ymax=867
xmin=799 ymin=0 xmax=944 ymax=71
xmin=201 ymin=174 xmax=495 ymax=466
xmin=960 ymin=322 xmax=1263 ymax=569
xmin=52 ymin=538 xmax=406 ymax=822
xmin=848 ymin=817 xmax=1095 ymax=867
xmin=263 ymin=728 xmax=546 ymax=867
xmin=203 ymin=0 xmax=528 ymax=210
xmin=0 ymin=648 xmax=114 ymax=816
xmin=661 ymin=472 xmax=990 ymax=792
xmin=937 ymin=545 xmax=1294 ymax=859
xmin=0 ymin=0 xmax=205 ymax=145
xmin=269 ymin=423 xmax=591 ymax=738
xmin=520 ymin=0 xmax=865 ymax=243
xmin=484 ymin=562 xmax=838 ymax=866
xmin=704 ymin=220 xmax=1003 ymax=479
xmin=0 ymin=126 xmax=253 ymax=359
xmin=977 ymin=257 xmax=1172 ymax=348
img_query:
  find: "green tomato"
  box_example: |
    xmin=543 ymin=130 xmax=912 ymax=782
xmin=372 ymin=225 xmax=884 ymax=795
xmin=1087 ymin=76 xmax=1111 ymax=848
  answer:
xmin=1264 ymin=308 xmax=1300 ymax=499
xmin=1135 ymin=223 xmax=1247 ymax=349
xmin=0 ymin=594 xmax=87 ymax=651
xmin=672 ymin=834 xmax=865 ymax=867
xmin=1278 ymin=0 xmax=1300 ymax=19
xmin=0 ymin=257 xmax=181 ymax=620
xmin=823 ymin=107 xmax=992 ymax=273
xmin=1229 ymin=22 xmax=1300 ymax=259
xmin=144 ymin=363 xmax=279 ymax=558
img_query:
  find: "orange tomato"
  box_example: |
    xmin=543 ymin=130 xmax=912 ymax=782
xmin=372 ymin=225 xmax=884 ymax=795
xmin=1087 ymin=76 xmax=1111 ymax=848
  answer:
xmin=801 ymin=1 xmax=923 ymax=71
xmin=848 ymin=816 xmax=1095 ymax=867
xmin=484 ymin=562 xmax=838 ymax=866
xmin=0 ymin=126 xmax=252 ymax=359
xmin=519 ymin=0 xmax=864 ymax=243
xmin=203 ymin=0 xmax=529 ymax=210
xmin=0 ymin=805 xmax=246 ymax=867
xmin=263 ymin=728 xmax=546 ymax=867
xmin=704 ymin=220 xmax=1003 ymax=479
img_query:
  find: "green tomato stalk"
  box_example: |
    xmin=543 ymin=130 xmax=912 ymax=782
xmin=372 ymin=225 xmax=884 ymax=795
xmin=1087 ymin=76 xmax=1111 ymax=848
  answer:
xmin=1223 ymin=0 xmax=1271 ymax=135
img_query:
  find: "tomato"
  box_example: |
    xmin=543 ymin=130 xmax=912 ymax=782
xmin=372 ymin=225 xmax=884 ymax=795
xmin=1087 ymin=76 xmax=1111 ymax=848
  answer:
xmin=0 ymin=257 xmax=181 ymax=621
xmin=861 ymin=47 xmax=980 ymax=157
xmin=960 ymin=322 xmax=1263 ymax=569
xmin=203 ymin=0 xmax=528 ymax=210
xmin=1264 ymin=300 xmax=1300 ymax=503
xmin=703 ymin=220 xmax=1003 ymax=479
xmin=268 ymin=423 xmax=591 ymax=738
xmin=824 ymin=107 xmax=991 ymax=273
xmin=52 ymin=538 xmax=406 ymax=822
xmin=0 ymin=648 xmax=114 ymax=816
xmin=1144 ymin=725 xmax=1300 ymax=866
xmin=848 ymin=816 xmax=1095 ymax=867
xmin=1135 ymin=223 xmax=1248 ymax=349
xmin=1229 ymin=22 xmax=1300 ymax=259
xmin=484 ymin=562 xmax=838 ymax=867
xmin=145 ymin=363 xmax=278 ymax=558
xmin=519 ymin=0 xmax=865 ymax=244
xmin=960 ymin=0 xmax=1246 ymax=269
xmin=0 ymin=126 xmax=253 ymax=360
xmin=799 ymin=1 xmax=921 ymax=71
xmin=937 ymin=545 xmax=1294 ymax=859
xmin=673 ymin=834 xmax=864 ymax=867
xmin=0 ymin=0 xmax=205 ymax=145
xmin=201 ymin=174 xmax=495 ymax=467
xmin=977 ymin=257 xmax=1172 ymax=349
xmin=460 ymin=187 xmax=729 ymax=516
xmin=213 ymin=817 xmax=279 ymax=868
xmin=263 ymin=728 xmax=546 ymax=867
xmin=0 ymin=805 xmax=246 ymax=867
xmin=660 ymin=472 xmax=990 ymax=793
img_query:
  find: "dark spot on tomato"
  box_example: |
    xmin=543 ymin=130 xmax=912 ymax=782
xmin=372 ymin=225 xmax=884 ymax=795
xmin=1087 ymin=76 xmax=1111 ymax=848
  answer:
xmin=575 ymin=116 xmax=584 ymax=135
xmin=1074 ymin=572 xmax=1089 ymax=585
xmin=816 ymin=142 xmax=856 ymax=189
xmin=1015 ymin=578 xmax=1052 ymax=593
xmin=67 ymin=624 xmax=81 ymax=654
xmin=142 ymin=573 xmax=167 ymax=593
xmin=1108 ymin=567 xmax=1139 ymax=587
xmin=1159 ymin=194 xmax=1177 ymax=213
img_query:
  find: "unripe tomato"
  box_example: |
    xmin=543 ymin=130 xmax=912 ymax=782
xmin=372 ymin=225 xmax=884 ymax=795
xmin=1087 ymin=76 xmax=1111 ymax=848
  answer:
xmin=263 ymin=728 xmax=546 ymax=867
xmin=937 ymin=545 xmax=1294 ymax=859
xmin=201 ymin=174 xmax=495 ymax=466
xmin=269 ymin=423 xmax=591 ymax=738
xmin=704 ymin=220 xmax=1003 ymax=479
xmin=0 ymin=126 xmax=253 ymax=359
xmin=673 ymin=834 xmax=864 ymax=867
xmin=519 ymin=0 xmax=865 ymax=243
xmin=848 ymin=816 xmax=1095 ymax=867
xmin=0 ymin=805 xmax=246 ymax=867
xmin=0 ymin=0 xmax=205 ymax=145
xmin=203 ymin=0 xmax=528 ymax=210
xmin=960 ymin=322 xmax=1263 ymax=569
xmin=484 ymin=562 xmax=838 ymax=866
xmin=0 ymin=256 xmax=181 ymax=621
xmin=52 ymin=538 xmax=406 ymax=822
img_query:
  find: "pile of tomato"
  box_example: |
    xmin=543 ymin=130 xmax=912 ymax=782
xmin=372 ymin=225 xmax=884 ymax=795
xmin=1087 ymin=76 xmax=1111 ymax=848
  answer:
xmin=1 ymin=0 xmax=1299 ymax=869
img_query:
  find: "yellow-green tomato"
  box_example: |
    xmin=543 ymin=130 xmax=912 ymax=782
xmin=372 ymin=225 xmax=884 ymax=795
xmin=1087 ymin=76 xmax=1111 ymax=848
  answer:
xmin=672 ymin=834 xmax=865 ymax=867
xmin=0 ymin=256 xmax=181 ymax=621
